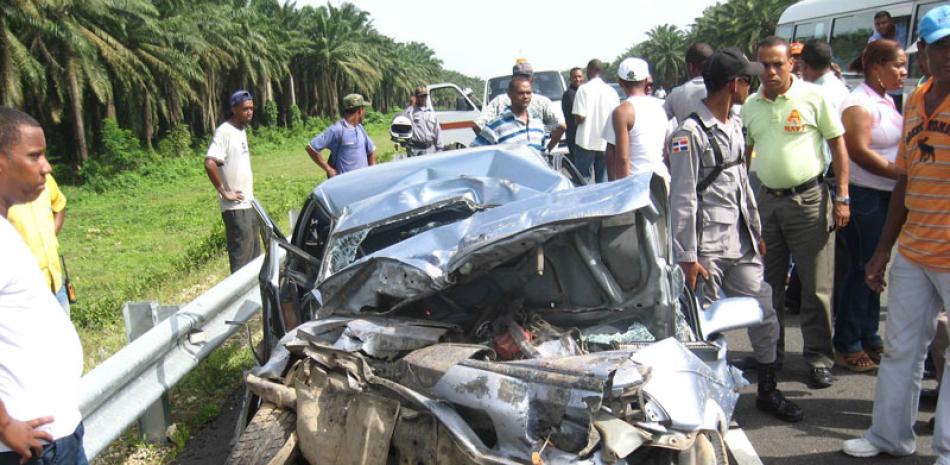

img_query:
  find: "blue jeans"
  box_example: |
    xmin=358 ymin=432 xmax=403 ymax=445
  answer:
xmin=833 ymin=184 xmax=889 ymax=353
xmin=573 ymin=146 xmax=606 ymax=184
xmin=54 ymin=282 xmax=70 ymax=315
xmin=0 ymin=423 xmax=87 ymax=465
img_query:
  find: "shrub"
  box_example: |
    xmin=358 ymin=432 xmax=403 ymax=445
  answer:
xmin=157 ymin=124 xmax=193 ymax=158
xmin=288 ymin=103 xmax=303 ymax=129
xmin=263 ymin=100 xmax=279 ymax=127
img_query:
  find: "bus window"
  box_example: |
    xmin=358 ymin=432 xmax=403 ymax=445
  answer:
xmin=794 ymin=20 xmax=829 ymax=42
xmin=830 ymin=12 xmax=876 ymax=72
xmin=776 ymin=24 xmax=793 ymax=41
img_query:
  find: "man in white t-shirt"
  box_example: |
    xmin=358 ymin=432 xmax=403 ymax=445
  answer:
xmin=0 ymin=107 xmax=86 ymax=464
xmin=572 ymin=59 xmax=620 ymax=183
xmin=604 ymin=58 xmax=671 ymax=183
xmin=204 ymin=90 xmax=261 ymax=273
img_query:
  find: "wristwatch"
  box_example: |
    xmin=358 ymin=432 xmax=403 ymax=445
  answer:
xmin=834 ymin=195 xmax=850 ymax=205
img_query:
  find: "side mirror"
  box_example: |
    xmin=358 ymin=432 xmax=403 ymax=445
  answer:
xmin=698 ymin=297 xmax=763 ymax=340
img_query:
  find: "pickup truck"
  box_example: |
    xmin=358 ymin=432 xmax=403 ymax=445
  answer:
xmin=424 ymin=82 xmax=481 ymax=149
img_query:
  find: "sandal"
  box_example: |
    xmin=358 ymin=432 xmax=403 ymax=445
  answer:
xmin=866 ymin=346 xmax=884 ymax=365
xmin=835 ymin=351 xmax=878 ymax=372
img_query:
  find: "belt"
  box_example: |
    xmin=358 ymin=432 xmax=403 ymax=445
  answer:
xmin=409 ymin=142 xmax=433 ymax=149
xmin=763 ymin=175 xmax=823 ymax=197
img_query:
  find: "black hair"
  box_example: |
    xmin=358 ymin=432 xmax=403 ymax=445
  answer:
xmin=587 ymin=59 xmax=604 ymax=76
xmin=874 ymin=11 xmax=892 ymax=20
xmin=508 ymin=75 xmax=532 ymax=92
xmin=757 ymin=36 xmax=790 ymax=57
xmin=686 ymin=43 xmax=714 ymax=68
xmin=801 ymin=40 xmax=834 ymax=70
xmin=0 ymin=107 xmax=41 ymax=156
xmin=569 ymin=67 xmax=583 ymax=75
xmin=851 ymin=39 xmax=903 ymax=73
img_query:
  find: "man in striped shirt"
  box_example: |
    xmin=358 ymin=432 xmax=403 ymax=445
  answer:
xmin=842 ymin=5 xmax=950 ymax=462
xmin=472 ymin=76 xmax=548 ymax=152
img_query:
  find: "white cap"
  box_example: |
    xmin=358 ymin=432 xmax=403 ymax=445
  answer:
xmin=617 ymin=58 xmax=650 ymax=82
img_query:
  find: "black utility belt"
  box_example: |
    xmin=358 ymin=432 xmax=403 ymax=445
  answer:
xmin=409 ymin=142 xmax=433 ymax=149
xmin=763 ymin=175 xmax=824 ymax=197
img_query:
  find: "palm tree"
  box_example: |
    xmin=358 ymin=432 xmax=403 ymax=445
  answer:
xmin=0 ymin=0 xmax=50 ymax=107
xmin=636 ymin=24 xmax=688 ymax=90
xmin=690 ymin=0 xmax=796 ymax=57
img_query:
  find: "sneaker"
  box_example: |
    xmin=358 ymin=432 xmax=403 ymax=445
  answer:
xmin=842 ymin=438 xmax=882 ymax=458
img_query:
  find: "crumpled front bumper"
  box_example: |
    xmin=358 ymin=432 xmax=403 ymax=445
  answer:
xmin=249 ymin=319 xmax=747 ymax=465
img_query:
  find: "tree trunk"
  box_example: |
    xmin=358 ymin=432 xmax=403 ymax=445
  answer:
xmin=142 ymin=86 xmax=153 ymax=150
xmin=288 ymin=73 xmax=296 ymax=107
xmin=66 ymin=56 xmax=89 ymax=165
xmin=106 ymin=98 xmax=116 ymax=119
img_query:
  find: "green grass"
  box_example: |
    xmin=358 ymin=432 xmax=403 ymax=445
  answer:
xmin=62 ymin=117 xmax=398 ymax=465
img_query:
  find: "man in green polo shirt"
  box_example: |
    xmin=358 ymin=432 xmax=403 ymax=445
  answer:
xmin=742 ymin=36 xmax=851 ymax=390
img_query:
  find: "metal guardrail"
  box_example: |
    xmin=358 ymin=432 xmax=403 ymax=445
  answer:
xmin=78 ymin=255 xmax=263 ymax=460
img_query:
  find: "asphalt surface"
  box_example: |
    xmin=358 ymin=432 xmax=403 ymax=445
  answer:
xmin=725 ymin=308 xmax=941 ymax=465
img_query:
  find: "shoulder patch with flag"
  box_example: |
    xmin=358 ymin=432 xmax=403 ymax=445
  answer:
xmin=672 ymin=136 xmax=690 ymax=153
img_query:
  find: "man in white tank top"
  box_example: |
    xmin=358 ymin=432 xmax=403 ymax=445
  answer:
xmin=603 ymin=58 xmax=671 ymax=183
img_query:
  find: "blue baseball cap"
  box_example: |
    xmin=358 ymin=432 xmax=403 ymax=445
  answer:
xmin=229 ymin=90 xmax=253 ymax=108
xmin=920 ymin=5 xmax=950 ymax=45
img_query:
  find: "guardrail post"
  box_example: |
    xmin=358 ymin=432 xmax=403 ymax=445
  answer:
xmin=122 ymin=301 xmax=180 ymax=444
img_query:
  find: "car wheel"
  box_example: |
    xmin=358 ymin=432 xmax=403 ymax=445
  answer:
xmin=224 ymin=402 xmax=297 ymax=465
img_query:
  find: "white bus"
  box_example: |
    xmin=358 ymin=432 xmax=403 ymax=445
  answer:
xmin=775 ymin=0 xmax=947 ymax=95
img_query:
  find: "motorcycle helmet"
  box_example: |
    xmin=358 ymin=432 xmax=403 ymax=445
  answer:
xmin=390 ymin=114 xmax=412 ymax=141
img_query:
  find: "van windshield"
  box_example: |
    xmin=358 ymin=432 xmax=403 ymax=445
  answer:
xmin=487 ymin=71 xmax=565 ymax=103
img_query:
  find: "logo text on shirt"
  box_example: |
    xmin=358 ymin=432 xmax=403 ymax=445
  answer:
xmin=784 ymin=109 xmax=804 ymax=133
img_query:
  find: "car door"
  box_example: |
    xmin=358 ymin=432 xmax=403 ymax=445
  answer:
xmin=427 ymin=83 xmax=481 ymax=149
xmin=250 ymin=200 xmax=321 ymax=362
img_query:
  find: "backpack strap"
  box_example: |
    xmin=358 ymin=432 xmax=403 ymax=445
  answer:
xmin=687 ymin=113 xmax=744 ymax=194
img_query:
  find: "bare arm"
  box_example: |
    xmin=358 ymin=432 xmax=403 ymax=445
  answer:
xmin=368 ymin=150 xmax=377 ymax=166
xmin=547 ymin=123 xmax=566 ymax=153
xmin=607 ymin=103 xmax=633 ymax=180
xmin=828 ymin=134 xmax=851 ymax=229
xmin=53 ymin=209 xmax=65 ymax=235
xmin=865 ymin=175 xmax=909 ymax=292
xmin=574 ymin=114 xmax=585 ymax=125
xmin=305 ymin=145 xmax=337 ymax=178
xmin=0 ymin=399 xmax=54 ymax=461
xmin=204 ymin=158 xmax=243 ymax=201
xmin=841 ymin=107 xmax=901 ymax=179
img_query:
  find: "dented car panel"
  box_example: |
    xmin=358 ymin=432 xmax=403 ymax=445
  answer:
xmin=246 ymin=146 xmax=761 ymax=465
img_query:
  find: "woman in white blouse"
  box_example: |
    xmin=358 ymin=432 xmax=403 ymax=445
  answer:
xmin=833 ymin=39 xmax=907 ymax=372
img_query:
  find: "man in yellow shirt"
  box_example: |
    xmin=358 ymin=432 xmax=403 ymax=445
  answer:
xmin=742 ymin=36 xmax=850 ymax=390
xmin=7 ymin=173 xmax=68 ymax=313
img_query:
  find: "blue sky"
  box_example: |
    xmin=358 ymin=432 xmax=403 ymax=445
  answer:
xmin=298 ymin=0 xmax=719 ymax=78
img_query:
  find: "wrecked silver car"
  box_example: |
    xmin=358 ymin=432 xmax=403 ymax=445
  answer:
xmin=228 ymin=145 xmax=763 ymax=465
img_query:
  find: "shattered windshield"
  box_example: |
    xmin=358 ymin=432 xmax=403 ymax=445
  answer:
xmin=325 ymin=204 xmax=480 ymax=275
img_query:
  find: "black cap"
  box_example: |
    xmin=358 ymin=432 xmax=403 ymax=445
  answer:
xmin=702 ymin=48 xmax=764 ymax=87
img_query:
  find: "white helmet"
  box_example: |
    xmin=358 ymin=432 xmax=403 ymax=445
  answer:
xmin=462 ymin=87 xmax=473 ymax=95
xmin=390 ymin=115 xmax=412 ymax=141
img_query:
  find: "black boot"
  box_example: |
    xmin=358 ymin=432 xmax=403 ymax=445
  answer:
xmin=756 ymin=362 xmax=803 ymax=422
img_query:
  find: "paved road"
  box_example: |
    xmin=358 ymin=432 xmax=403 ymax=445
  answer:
xmin=725 ymin=309 xmax=941 ymax=465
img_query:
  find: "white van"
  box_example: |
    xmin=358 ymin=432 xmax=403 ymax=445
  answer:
xmin=775 ymin=0 xmax=945 ymax=97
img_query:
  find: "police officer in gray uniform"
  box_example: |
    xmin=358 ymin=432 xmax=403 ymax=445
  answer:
xmin=669 ymin=48 xmax=803 ymax=423
xmin=403 ymin=86 xmax=443 ymax=156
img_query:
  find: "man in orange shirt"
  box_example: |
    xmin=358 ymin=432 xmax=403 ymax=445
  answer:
xmin=842 ymin=6 xmax=950 ymax=463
